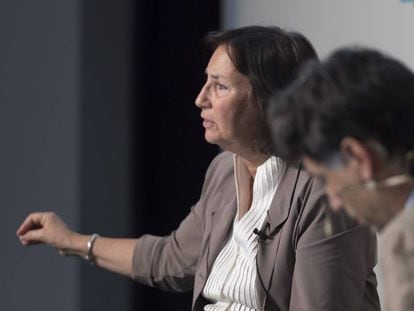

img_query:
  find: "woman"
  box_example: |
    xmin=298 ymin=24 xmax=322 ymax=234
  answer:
xmin=267 ymin=47 xmax=414 ymax=311
xmin=17 ymin=26 xmax=379 ymax=310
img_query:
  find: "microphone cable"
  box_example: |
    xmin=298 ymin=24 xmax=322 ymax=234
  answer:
xmin=254 ymin=162 xmax=302 ymax=309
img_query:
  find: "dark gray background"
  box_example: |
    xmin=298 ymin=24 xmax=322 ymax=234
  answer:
xmin=1 ymin=1 xmax=82 ymax=310
xmin=0 ymin=0 xmax=218 ymax=310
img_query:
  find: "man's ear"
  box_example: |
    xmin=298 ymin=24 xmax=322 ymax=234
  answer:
xmin=339 ymin=137 xmax=376 ymax=180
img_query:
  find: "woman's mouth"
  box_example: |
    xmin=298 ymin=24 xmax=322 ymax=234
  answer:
xmin=203 ymin=119 xmax=214 ymax=128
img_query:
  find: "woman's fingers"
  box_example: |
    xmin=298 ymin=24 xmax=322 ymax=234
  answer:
xmin=16 ymin=212 xmax=46 ymax=236
xmin=17 ymin=212 xmax=70 ymax=247
xmin=19 ymin=228 xmax=44 ymax=245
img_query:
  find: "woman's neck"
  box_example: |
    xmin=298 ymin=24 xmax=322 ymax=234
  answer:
xmin=239 ymin=152 xmax=269 ymax=178
xmin=222 ymin=141 xmax=270 ymax=178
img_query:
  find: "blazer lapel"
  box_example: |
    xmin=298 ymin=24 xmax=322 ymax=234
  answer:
xmin=256 ymin=165 xmax=301 ymax=306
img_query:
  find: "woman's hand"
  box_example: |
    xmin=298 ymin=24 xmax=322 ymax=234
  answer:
xmin=16 ymin=212 xmax=77 ymax=256
xmin=17 ymin=212 xmax=137 ymax=276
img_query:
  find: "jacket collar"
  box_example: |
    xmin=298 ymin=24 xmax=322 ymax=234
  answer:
xmin=256 ymin=164 xmax=302 ymax=307
xmin=266 ymin=164 xmax=302 ymax=234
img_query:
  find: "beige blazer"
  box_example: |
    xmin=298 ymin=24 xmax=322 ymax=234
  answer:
xmin=132 ymin=152 xmax=380 ymax=310
xmin=379 ymin=204 xmax=414 ymax=311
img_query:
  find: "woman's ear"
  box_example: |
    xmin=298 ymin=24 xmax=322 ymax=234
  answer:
xmin=339 ymin=137 xmax=376 ymax=180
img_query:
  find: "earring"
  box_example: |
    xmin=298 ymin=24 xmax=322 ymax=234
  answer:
xmin=364 ymin=179 xmax=378 ymax=190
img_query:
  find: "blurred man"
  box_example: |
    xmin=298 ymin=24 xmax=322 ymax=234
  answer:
xmin=268 ymin=47 xmax=414 ymax=311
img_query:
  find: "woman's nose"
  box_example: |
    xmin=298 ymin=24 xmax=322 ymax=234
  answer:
xmin=195 ymin=84 xmax=210 ymax=109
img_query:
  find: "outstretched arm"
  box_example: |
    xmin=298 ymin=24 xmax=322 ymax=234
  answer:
xmin=17 ymin=212 xmax=136 ymax=277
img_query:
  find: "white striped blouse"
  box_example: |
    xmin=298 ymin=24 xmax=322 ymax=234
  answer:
xmin=202 ymin=155 xmax=285 ymax=311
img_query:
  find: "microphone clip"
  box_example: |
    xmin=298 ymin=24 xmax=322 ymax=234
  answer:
xmin=253 ymin=225 xmax=270 ymax=242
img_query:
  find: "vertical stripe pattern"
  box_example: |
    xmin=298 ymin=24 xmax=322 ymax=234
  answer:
xmin=203 ymin=156 xmax=285 ymax=311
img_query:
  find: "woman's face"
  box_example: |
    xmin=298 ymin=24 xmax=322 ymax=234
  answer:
xmin=195 ymin=45 xmax=260 ymax=153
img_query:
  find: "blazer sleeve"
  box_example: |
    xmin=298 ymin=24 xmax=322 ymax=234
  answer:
xmin=379 ymin=208 xmax=414 ymax=311
xmin=289 ymin=178 xmax=379 ymax=311
xmin=130 ymin=152 xmax=231 ymax=292
xmin=131 ymin=200 xmax=204 ymax=292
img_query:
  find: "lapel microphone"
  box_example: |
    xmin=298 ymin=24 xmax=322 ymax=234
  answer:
xmin=253 ymin=222 xmax=270 ymax=242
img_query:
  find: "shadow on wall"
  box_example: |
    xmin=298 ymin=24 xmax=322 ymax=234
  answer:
xmin=81 ymin=1 xmax=220 ymax=311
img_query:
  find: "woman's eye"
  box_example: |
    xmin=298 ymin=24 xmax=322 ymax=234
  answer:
xmin=216 ymin=83 xmax=228 ymax=91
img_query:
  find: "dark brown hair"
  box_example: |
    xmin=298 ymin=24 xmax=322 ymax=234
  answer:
xmin=205 ymin=26 xmax=318 ymax=154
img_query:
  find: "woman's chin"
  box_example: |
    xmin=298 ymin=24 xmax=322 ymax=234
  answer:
xmin=204 ymin=133 xmax=216 ymax=145
xmin=204 ymin=135 xmax=228 ymax=150
xmin=204 ymin=132 xmax=221 ymax=145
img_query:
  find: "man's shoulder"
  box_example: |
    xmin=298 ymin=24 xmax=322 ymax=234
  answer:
xmin=380 ymin=208 xmax=414 ymax=253
xmin=383 ymin=208 xmax=414 ymax=233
